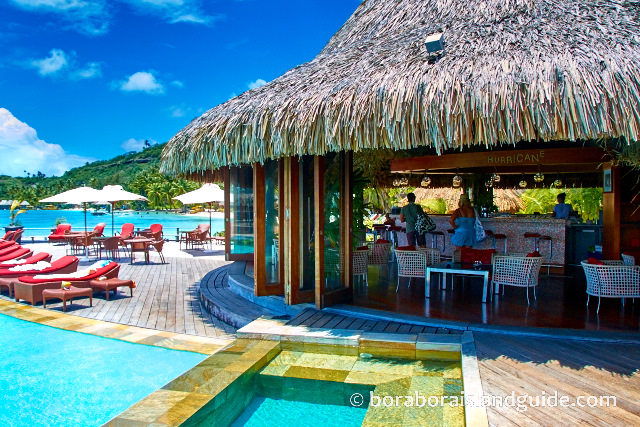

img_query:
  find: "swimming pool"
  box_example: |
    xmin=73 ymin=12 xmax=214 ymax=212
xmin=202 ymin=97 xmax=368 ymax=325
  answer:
xmin=0 ymin=313 xmax=207 ymax=427
xmin=11 ymin=209 xmax=224 ymax=238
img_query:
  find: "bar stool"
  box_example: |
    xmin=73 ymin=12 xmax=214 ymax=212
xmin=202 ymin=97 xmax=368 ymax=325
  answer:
xmin=429 ymin=230 xmax=446 ymax=253
xmin=538 ymin=235 xmax=553 ymax=274
xmin=485 ymin=230 xmax=507 ymax=253
xmin=373 ymin=225 xmax=389 ymax=241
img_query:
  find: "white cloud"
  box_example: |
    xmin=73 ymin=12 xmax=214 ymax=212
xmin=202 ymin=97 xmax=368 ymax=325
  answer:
xmin=30 ymin=49 xmax=68 ymax=76
xmin=118 ymin=71 xmax=164 ymax=94
xmin=29 ymin=49 xmax=101 ymax=80
xmin=9 ymin=0 xmax=110 ymax=35
xmin=170 ymin=80 xmax=184 ymax=88
xmin=168 ymin=105 xmax=188 ymax=117
xmin=122 ymin=0 xmax=217 ymax=25
xmin=121 ymin=138 xmax=159 ymax=152
xmin=0 ymin=108 xmax=95 ymax=177
xmin=71 ymin=61 xmax=102 ymax=79
xmin=248 ymin=78 xmax=266 ymax=90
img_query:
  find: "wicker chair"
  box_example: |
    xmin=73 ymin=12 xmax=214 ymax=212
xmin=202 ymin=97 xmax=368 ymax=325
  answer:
xmin=491 ymin=255 xmax=544 ymax=304
xmin=416 ymin=247 xmax=441 ymax=265
xmin=352 ymin=249 xmax=369 ymax=286
xmin=395 ymin=249 xmax=427 ymax=291
xmin=581 ymin=260 xmax=640 ymax=313
xmin=99 ymin=236 xmax=121 ymax=260
xmin=367 ymin=242 xmax=392 ymax=272
xmin=622 ymin=253 xmax=635 ymax=266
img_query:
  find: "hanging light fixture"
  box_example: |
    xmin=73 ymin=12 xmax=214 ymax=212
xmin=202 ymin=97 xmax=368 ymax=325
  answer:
xmin=421 ymin=174 xmax=431 ymax=187
xmin=491 ymin=172 xmax=501 ymax=183
xmin=393 ymin=176 xmax=400 ymax=187
xmin=400 ymin=175 xmax=409 ymax=186
xmin=485 ymin=179 xmax=493 ymax=188
xmin=553 ymin=174 xmax=563 ymax=188
xmin=519 ymin=174 xmax=528 ymax=188
xmin=452 ymin=169 xmax=462 ymax=188
xmin=534 ymin=165 xmax=544 ymax=183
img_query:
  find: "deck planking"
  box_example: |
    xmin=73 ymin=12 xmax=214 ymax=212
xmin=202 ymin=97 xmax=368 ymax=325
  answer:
xmin=474 ymin=333 xmax=640 ymax=426
xmin=1 ymin=250 xmax=235 ymax=339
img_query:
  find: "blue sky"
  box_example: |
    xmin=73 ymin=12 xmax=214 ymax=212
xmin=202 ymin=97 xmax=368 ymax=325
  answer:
xmin=0 ymin=0 xmax=361 ymax=177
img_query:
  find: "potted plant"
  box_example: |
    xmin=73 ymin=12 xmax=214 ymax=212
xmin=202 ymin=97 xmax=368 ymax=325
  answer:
xmin=5 ymin=200 xmax=26 ymax=243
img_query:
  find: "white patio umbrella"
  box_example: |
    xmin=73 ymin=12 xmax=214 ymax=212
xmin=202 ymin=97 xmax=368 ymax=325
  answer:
xmin=173 ymin=183 xmax=224 ymax=252
xmin=40 ymin=186 xmax=104 ymax=261
xmin=94 ymin=185 xmax=149 ymax=236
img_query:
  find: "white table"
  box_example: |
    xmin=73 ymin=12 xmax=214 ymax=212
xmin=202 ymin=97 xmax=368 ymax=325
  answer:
xmin=426 ymin=262 xmax=491 ymax=303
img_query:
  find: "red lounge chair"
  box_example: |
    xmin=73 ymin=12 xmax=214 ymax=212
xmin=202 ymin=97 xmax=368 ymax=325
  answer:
xmin=92 ymin=223 xmax=107 ymax=237
xmin=0 ymin=244 xmax=22 ymax=258
xmin=0 ymin=256 xmax=78 ymax=299
xmin=0 ymin=241 xmax=17 ymax=251
xmin=49 ymin=224 xmax=72 ymax=241
xmin=13 ymin=261 xmax=119 ymax=305
xmin=0 ymin=248 xmax=32 ymax=262
xmin=0 ymin=252 xmax=52 ymax=269
xmin=1 ymin=231 xmax=14 ymax=241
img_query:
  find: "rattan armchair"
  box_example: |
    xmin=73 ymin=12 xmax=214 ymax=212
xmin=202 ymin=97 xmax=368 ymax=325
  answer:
xmin=491 ymin=255 xmax=544 ymax=304
xmin=581 ymin=260 xmax=640 ymax=313
xmin=395 ymin=249 xmax=426 ymax=291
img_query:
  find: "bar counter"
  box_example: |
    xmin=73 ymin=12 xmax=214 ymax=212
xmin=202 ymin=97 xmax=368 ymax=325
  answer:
xmin=425 ymin=215 xmax=567 ymax=267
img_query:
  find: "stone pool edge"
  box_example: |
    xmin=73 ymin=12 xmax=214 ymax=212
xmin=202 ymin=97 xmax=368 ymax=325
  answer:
xmin=0 ymin=299 xmax=232 ymax=355
xmin=105 ymin=315 xmax=489 ymax=426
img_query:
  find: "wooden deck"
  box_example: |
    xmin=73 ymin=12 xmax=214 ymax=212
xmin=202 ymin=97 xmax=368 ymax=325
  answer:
xmin=1 ymin=246 xmax=235 ymax=339
xmin=288 ymin=308 xmax=464 ymax=334
xmin=474 ymin=333 xmax=640 ymax=426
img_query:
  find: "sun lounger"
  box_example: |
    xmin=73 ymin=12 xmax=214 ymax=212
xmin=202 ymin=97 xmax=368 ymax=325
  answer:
xmin=13 ymin=260 xmax=119 ymax=305
xmin=0 ymin=247 xmax=32 ymax=262
xmin=0 ymin=256 xmax=79 ymax=299
xmin=0 ymin=252 xmax=52 ymax=269
xmin=0 ymin=240 xmax=17 ymax=250
xmin=0 ymin=244 xmax=21 ymax=257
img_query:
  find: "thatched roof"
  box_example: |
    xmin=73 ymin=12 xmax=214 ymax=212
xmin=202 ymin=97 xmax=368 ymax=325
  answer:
xmin=162 ymin=0 xmax=640 ymax=176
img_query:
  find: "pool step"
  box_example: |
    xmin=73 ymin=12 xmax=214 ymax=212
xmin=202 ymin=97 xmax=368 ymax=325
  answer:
xmin=199 ymin=264 xmax=287 ymax=328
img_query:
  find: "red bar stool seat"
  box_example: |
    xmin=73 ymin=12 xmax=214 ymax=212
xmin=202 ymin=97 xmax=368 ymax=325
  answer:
xmin=485 ymin=230 xmax=507 ymax=253
xmin=524 ymin=232 xmax=541 ymax=252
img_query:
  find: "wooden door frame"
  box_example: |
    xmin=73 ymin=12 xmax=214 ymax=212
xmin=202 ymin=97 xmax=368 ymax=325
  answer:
xmin=253 ymin=161 xmax=285 ymax=296
xmin=314 ymin=152 xmax=354 ymax=309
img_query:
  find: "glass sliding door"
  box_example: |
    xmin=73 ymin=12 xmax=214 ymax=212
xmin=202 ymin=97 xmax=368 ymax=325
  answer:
xmin=228 ymin=166 xmax=254 ymax=260
xmin=264 ymin=160 xmax=281 ymax=285
xmin=322 ymin=152 xmax=344 ymax=291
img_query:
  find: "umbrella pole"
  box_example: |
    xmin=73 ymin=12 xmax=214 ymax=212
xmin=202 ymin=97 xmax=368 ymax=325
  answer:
xmin=204 ymin=202 xmax=214 ymax=253
xmin=81 ymin=202 xmax=90 ymax=262
xmin=111 ymin=202 xmax=115 ymax=236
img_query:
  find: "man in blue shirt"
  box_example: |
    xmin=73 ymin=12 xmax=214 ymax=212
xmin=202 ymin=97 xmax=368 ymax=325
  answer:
xmin=552 ymin=193 xmax=573 ymax=219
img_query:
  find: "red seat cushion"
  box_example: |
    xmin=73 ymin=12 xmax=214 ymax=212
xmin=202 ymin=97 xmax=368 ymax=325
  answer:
xmin=376 ymin=239 xmax=390 ymax=243
xmin=526 ymin=251 xmax=541 ymax=257
xmin=587 ymin=257 xmax=605 ymax=265
xmin=357 ymin=246 xmax=369 ymax=251
xmin=18 ymin=262 xmax=117 ymax=283
xmin=396 ymin=246 xmax=416 ymax=251
xmin=461 ymin=248 xmax=496 ymax=265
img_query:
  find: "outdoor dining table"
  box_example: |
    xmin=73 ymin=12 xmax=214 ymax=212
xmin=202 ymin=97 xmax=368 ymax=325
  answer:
xmin=123 ymin=238 xmax=153 ymax=265
xmin=426 ymin=262 xmax=492 ymax=303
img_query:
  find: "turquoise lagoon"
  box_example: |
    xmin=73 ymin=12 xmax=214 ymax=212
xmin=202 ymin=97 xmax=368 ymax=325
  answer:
xmin=6 ymin=209 xmax=224 ymax=238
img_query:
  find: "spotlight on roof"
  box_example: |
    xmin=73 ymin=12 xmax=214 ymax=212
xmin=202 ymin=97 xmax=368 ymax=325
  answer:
xmin=425 ymin=32 xmax=445 ymax=63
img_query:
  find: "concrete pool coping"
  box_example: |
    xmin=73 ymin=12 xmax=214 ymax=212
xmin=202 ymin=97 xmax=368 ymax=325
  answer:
xmin=106 ymin=315 xmax=489 ymax=426
xmin=0 ymin=299 xmax=232 ymax=355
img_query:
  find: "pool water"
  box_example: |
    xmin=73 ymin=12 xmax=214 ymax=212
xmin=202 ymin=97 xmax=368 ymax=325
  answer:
xmin=232 ymin=397 xmax=367 ymax=427
xmin=0 ymin=313 xmax=207 ymax=427
xmin=10 ymin=209 xmax=224 ymax=238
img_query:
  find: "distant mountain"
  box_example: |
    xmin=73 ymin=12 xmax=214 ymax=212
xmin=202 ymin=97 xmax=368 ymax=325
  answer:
xmin=0 ymin=143 xmax=166 ymax=198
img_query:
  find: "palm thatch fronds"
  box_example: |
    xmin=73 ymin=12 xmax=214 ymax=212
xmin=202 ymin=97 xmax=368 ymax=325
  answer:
xmin=162 ymin=0 xmax=640 ymax=176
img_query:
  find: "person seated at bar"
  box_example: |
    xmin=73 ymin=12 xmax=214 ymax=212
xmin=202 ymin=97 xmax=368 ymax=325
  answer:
xmin=551 ymin=192 xmax=573 ymax=219
xmin=450 ymin=193 xmax=477 ymax=250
